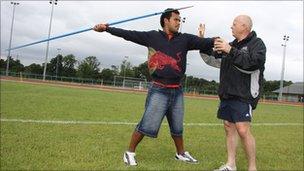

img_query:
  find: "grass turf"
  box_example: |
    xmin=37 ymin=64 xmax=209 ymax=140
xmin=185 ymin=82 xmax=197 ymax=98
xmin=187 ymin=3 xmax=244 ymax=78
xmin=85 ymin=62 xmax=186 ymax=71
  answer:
xmin=1 ymin=80 xmax=303 ymax=170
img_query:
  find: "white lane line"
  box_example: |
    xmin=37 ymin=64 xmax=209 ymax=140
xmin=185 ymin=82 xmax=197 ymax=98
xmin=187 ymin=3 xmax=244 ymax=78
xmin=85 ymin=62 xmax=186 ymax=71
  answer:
xmin=0 ymin=118 xmax=137 ymax=125
xmin=1 ymin=118 xmax=303 ymax=126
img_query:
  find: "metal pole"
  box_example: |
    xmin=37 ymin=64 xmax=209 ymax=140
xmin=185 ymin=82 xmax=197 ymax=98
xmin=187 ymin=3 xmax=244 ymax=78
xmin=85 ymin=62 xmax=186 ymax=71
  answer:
xmin=6 ymin=2 xmax=19 ymax=76
xmin=123 ymin=56 xmax=128 ymax=88
xmin=43 ymin=0 xmax=57 ymax=81
xmin=56 ymin=48 xmax=61 ymax=79
xmin=185 ymin=63 xmax=189 ymax=92
xmin=278 ymin=35 xmax=289 ymax=101
xmin=179 ymin=17 xmax=186 ymax=32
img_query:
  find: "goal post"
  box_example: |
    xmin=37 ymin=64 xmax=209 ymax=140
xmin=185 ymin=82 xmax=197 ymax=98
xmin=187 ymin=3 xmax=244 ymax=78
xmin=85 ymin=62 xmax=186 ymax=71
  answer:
xmin=113 ymin=76 xmax=148 ymax=90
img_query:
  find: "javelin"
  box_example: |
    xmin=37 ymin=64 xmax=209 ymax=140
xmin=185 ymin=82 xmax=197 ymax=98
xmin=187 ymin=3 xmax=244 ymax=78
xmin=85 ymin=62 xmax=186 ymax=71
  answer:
xmin=7 ymin=6 xmax=193 ymax=51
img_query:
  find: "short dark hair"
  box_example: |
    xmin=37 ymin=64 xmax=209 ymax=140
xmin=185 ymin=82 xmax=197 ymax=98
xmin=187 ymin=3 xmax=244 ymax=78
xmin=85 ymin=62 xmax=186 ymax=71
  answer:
xmin=160 ymin=8 xmax=180 ymax=28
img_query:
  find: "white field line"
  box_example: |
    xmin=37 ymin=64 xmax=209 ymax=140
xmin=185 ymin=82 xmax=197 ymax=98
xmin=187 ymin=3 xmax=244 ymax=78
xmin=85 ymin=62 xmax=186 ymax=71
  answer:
xmin=1 ymin=118 xmax=303 ymax=126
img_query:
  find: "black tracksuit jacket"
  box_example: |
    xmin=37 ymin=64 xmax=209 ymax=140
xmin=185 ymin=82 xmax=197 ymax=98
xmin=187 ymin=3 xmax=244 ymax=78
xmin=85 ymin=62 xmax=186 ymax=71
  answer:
xmin=218 ymin=31 xmax=266 ymax=109
xmin=106 ymin=27 xmax=214 ymax=86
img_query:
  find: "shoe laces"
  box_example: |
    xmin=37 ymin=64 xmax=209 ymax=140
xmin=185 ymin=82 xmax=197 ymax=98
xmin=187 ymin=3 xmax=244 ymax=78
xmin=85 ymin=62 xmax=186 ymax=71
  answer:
xmin=218 ymin=164 xmax=236 ymax=171
xmin=125 ymin=151 xmax=137 ymax=164
xmin=182 ymin=151 xmax=197 ymax=162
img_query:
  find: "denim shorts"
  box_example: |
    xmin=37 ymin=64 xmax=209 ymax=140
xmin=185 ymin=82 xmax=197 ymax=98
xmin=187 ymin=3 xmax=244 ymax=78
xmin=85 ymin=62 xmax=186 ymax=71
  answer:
xmin=135 ymin=84 xmax=184 ymax=138
xmin=217 ymin=99 xmax=253 ymax=123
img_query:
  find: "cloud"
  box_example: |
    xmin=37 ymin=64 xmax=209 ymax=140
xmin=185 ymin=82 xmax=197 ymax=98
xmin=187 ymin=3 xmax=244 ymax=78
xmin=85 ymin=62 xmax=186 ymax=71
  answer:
xmin=1 ymin=1 xmax=303 ymax=82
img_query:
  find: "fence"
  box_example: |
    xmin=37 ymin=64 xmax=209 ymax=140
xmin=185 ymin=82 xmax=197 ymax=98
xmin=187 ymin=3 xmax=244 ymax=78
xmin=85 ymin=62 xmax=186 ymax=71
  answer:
xmin=113 ymin=76 xmax=148 ymax=89
xmin=1 ymin=71 xmax=282 ymax=100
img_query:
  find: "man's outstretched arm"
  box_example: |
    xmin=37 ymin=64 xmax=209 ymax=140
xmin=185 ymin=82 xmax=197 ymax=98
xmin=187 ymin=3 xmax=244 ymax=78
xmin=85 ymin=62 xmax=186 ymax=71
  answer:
xmin=94 ymin=23 xmax=151 ymax=46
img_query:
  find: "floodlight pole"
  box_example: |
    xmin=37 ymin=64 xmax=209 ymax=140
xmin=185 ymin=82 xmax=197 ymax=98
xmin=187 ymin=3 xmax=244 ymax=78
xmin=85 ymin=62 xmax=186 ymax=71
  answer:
xmin=179 ymin=17 xmax=186 ymax=32
xmin=56 ymin=48 xmax=61 ymax=79
xmin=185 ymin=63 xmax=189 ymax=92
xmin=43 ymin=0 xmax=58 ymax=81
xmin=278 ymin=35 xmax=289 ymax=101
xmin=123 ymin=56 xmax=129 ymax=88
xmin=6 ymin=2 xmax=19 ymax=76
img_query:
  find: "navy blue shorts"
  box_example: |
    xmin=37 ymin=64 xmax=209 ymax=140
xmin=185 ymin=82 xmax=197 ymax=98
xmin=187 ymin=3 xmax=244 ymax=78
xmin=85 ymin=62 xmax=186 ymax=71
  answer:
xmin=217 ymin=99 xmax=252 ymax=123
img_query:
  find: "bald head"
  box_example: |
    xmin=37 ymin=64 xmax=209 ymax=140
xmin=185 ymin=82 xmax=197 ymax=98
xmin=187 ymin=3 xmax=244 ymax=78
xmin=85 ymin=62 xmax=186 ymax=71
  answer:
xmin=231 ymin=15 xmax=253 ymax=41
xmin=235 ymin=15 xmax=252 ymax=31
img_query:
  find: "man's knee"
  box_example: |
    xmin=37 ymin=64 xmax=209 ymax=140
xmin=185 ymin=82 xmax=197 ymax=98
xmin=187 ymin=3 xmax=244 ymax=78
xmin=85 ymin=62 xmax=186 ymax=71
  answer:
xmin=224 ymin=121 xmax=237 ymax=134
xmin=235 ymin=122 xmax=251 ymax=138
xmin=237 ymin=128 xmax=249 ymax=138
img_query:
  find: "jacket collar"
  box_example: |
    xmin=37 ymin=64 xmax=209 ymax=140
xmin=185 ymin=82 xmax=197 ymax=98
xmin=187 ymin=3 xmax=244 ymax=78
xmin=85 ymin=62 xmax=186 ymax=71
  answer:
xmin=232 ymin=31 xmax=256 ymax=46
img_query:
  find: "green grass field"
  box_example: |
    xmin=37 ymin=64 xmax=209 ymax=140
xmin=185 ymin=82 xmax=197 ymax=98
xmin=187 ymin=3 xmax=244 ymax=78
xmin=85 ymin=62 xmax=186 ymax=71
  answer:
xmin=1 ymin=80 xmax=303 ymax=170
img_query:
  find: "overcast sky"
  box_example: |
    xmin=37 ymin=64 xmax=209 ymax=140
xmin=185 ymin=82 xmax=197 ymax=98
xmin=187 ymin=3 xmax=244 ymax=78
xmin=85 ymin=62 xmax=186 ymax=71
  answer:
xmin=1 ymin=1 xmax=303 ymax=82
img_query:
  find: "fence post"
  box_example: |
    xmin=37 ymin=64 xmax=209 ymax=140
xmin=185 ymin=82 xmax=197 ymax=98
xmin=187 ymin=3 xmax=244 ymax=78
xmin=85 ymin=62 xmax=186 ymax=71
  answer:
xmin=20 ymin=72 xmax=23 ymax=81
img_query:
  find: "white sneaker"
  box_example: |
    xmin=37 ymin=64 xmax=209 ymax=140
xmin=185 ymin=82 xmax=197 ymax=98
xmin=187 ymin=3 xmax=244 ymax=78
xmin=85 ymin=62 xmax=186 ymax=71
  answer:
xmin=214 ymin=164 xmax=237 ymax=171
xmin=175 ymin=151 xmax=198 ymax=164
xmin=123 ymin=151 xmax=137 ymax=166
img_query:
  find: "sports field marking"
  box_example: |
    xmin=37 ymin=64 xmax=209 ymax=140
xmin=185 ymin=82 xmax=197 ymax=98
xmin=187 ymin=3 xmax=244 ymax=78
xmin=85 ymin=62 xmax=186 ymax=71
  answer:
xmin=1 ymin=118 xmax=303 ymax=126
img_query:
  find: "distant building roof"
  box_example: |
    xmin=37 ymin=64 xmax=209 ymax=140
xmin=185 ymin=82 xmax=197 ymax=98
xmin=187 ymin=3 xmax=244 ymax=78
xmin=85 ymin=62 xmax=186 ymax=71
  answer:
xmin=273 ymin=82 xmax=304 ymax=95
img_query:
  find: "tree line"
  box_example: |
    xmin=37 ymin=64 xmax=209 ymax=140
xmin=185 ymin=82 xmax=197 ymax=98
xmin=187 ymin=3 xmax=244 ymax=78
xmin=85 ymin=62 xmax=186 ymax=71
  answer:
xmin=0 ymin=54 xmax=292 ymax=95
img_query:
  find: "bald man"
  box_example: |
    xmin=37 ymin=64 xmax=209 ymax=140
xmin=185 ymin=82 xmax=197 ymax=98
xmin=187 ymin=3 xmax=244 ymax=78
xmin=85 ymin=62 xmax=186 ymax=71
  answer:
xmin=199 ymin=15 xmax=266 ymax=171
